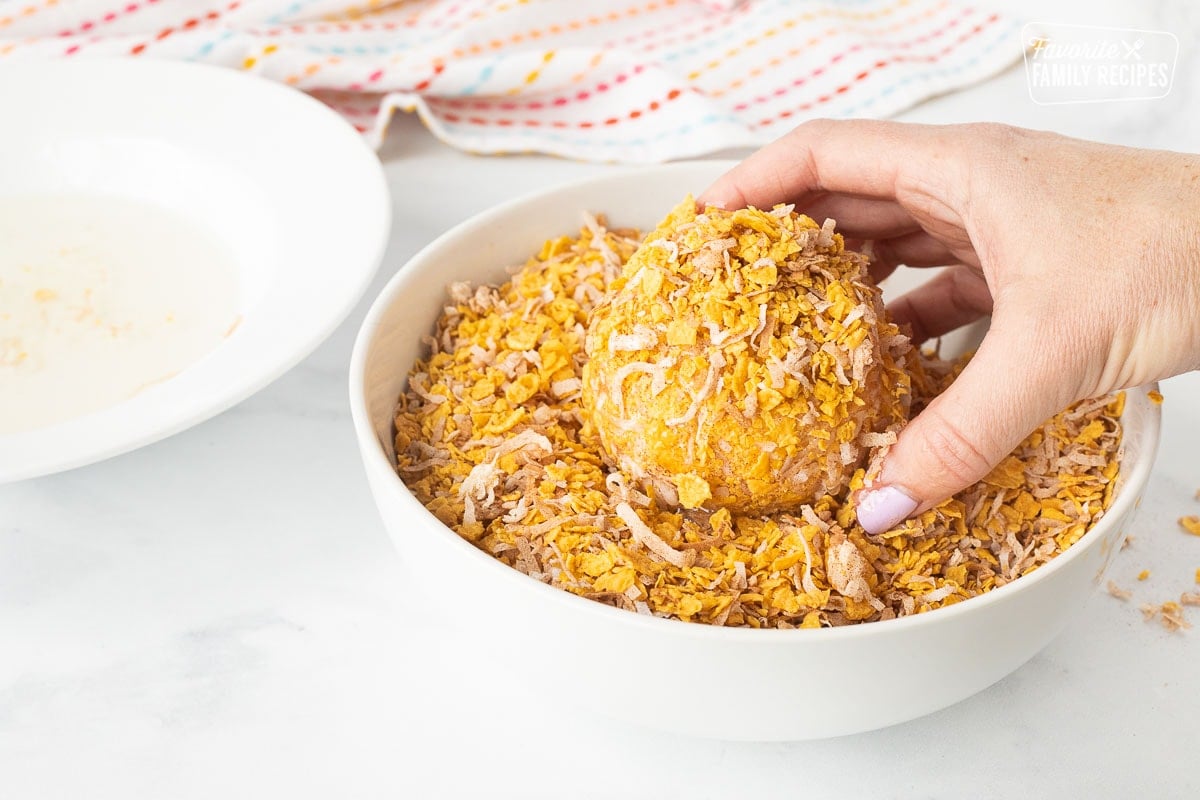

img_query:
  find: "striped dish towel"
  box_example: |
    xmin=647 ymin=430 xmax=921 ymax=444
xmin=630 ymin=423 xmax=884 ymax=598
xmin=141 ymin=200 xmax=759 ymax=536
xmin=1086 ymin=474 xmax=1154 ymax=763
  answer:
xmin=0 ymin=0 xmax=1019 ymax=163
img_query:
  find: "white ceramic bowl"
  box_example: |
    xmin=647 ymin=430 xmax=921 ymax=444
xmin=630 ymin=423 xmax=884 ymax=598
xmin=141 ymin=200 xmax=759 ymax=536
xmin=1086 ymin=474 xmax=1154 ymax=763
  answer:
xmin=350 ymin=162 xmax=1160 ymax=741
xmin=0 ymin=58 xmax=390 ymax=482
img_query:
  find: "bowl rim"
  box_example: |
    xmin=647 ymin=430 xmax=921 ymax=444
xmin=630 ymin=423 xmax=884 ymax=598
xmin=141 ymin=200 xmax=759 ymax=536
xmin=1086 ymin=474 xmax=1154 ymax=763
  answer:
xmin=349 ymin=161 xmax=1162 ymax=642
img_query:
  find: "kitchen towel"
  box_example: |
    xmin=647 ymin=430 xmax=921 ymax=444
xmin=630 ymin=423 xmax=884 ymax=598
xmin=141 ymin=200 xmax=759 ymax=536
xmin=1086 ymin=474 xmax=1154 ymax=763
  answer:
xmin=0 ymin=0 xmax=1019 ymax=162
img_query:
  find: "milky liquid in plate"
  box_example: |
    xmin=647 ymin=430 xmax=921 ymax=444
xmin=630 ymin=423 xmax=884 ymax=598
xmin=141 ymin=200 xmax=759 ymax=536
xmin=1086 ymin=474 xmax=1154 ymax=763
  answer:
xmin=0 ymin=195 xmax=240 ymax=435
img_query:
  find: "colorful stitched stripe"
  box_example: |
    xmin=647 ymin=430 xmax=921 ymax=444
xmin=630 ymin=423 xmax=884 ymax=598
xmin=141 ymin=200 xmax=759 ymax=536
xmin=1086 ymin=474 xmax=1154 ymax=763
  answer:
xmin=0 ymin=0 xmax=1021 ymax=163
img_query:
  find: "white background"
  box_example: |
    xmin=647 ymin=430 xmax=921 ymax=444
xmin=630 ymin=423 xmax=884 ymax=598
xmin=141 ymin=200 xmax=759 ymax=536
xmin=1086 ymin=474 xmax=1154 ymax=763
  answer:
xmin=4 ymin=0 xmax=1200 ymax=797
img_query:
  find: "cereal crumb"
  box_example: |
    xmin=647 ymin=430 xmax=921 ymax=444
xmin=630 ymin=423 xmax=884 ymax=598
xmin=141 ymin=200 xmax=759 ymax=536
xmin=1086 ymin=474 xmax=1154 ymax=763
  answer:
xmin=674 ymin=473 xmax=712 ymax=510
xmin=1121 ymin=534 xmax=1134 ymax=550
xmin=1137 ymin=569 xmax=1151 ymax=581
xmin=1179 ymin=516 xmax=1200 ymax=536
xmin=1106 ymin=581 xmax=1132 ymax=601
xmin=1181 ymin=592 xmax=1200 ymax=607
xmin=1146 ymin=389 xmax=1163 ymax=404
xmin=1141 ymin=601 xmax=1191 ymax=632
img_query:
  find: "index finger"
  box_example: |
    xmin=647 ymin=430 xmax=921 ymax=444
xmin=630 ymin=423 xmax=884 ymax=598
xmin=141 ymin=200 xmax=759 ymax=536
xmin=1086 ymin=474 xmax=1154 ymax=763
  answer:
xmin=697 ymin=119 xmax=961 ymax=211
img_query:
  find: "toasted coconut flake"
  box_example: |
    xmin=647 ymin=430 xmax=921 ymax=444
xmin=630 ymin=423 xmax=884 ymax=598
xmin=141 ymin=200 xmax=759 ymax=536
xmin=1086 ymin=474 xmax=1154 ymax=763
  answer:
xmin=525 ymin=514 xmax=607 ymax=537
xmin=459 ymin=462 xmax=499 ymax=525
xmin=551 ymin=377 xmax=582 ymax=398
xmin=583 ymin=212 xmax=622 ymax=267
xmin=615 ymin=501 xmax=695 ymax=569
xmin=609 ymin=327 xmax=658 ymax=353
xmin=501 ymin=496 xmax=530 ymax=524
xmin=749 ymin=302 xmax=769 ymax=344
xmin=644 ymin=237 xmax=679 ymax=262
xmin=799 ymin=505 xmax=830 ymax=533
xmin=664 ymin=351 xmax=725 ymax=427
xmin=918 ymin=585 xmax=958 ymax=604
xmin=816 ymin=218 xmax=837 ymax=248
xmin=408 ymin=374 xmax=447 ymax=405
xmin=860 ymin=431 xmax=897 ymax=448
xmin=733 ymin=561 xmax=748 ymax=590
xmin=1107 ymin=581 xmax=1132 ymax=601
xmin=825 ymin=532 xmax=882 ymax=608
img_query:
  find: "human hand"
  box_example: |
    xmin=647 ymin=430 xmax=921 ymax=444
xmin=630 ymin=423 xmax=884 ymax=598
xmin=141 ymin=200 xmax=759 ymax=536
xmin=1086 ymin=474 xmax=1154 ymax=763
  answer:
xmin=699 ymin=120 xmax=1200 ymax=534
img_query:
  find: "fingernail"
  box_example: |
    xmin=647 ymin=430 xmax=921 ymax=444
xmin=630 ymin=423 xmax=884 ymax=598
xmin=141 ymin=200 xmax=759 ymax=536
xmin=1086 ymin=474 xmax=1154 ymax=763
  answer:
xmin=856 ymin=485 xmax=918 ymax=535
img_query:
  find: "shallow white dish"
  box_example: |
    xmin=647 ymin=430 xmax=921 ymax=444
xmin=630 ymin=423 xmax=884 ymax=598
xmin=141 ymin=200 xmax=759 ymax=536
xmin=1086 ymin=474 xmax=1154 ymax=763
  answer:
xmin=0 ymin=58 xmax=390 ymax=483
xmin=350 ymin=161 xmax=1160 ymax=740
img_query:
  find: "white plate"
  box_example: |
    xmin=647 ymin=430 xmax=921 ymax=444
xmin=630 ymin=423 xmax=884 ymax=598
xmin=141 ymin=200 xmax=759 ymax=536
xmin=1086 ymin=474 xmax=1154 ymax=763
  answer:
xmin=0 ymin=58 xmax=390 ymax=483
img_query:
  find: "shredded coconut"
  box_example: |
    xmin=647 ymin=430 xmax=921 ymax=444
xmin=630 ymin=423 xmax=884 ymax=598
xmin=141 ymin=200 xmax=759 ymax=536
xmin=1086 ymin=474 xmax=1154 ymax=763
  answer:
xmin=1107 ymin=581 xmax=1132 ymax=601
xmin=615 ymin=501 xmax=695 ymax=569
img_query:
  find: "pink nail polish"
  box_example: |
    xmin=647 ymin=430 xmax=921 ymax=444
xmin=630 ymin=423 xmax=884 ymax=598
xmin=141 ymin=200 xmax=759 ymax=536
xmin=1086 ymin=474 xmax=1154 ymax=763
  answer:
xmin=856 ymin=485 xmax=918 ymax=535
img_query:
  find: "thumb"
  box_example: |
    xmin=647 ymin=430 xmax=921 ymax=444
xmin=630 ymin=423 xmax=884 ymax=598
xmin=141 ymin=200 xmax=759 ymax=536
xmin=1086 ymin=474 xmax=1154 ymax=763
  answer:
xmin=855 ymin=310 xmax=1078 ymax=535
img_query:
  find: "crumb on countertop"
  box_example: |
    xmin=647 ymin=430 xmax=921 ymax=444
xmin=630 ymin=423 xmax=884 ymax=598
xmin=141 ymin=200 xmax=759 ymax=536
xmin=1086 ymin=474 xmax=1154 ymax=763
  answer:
xmin=1137 ymin=569 xmax=1151 ymax=581
xmin=1106 ymin=581 xmax=1132 ymax=601
xmin=1179 ymin=516 xmax=1200 ymax=536
xmin=1142 ymin=600 xmax=1191 ymax=632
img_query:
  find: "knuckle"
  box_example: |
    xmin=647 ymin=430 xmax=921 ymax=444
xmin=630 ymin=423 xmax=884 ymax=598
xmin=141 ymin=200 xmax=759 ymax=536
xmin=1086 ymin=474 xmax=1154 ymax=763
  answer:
xmin=795 ymin=117 xmax=836 ymax=136
xmin=915 ymin=406 xmax=994 ymax=490
xmin=786 ymin=119 xmax=828 ymax=147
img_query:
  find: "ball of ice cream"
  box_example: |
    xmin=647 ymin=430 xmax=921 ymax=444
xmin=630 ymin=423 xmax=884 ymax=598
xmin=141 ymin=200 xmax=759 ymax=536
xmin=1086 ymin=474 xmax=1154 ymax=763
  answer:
xmin=582 ymin=198 xmax=911 ymax=514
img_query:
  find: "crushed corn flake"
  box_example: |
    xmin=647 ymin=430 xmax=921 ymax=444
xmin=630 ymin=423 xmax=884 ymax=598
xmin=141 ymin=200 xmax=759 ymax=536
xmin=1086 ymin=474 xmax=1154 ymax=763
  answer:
xmin=1147 ymin=389 xmax=1163 ymax=404
xmin=1137 ymin=569 xmax=1151 ymax=581
xmin=394 ymin=212 xmax=1125 ymax=628
xmin=1178 ymin=516 xmax=1200 ymax=536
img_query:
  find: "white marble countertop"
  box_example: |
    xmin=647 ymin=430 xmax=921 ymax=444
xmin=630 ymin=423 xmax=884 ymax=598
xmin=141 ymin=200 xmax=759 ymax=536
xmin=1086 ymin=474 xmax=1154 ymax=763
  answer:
xmin=5 ymin=1 xmax=1200 ymax=796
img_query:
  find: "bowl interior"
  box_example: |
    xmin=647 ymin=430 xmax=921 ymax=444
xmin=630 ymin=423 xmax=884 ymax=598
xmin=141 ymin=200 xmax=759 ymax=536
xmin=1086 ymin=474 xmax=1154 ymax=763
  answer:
xmin=353 ymin=160 xmax=1160 ymax=638
xmin=0 ymin=58 xmax=391 ymax=481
